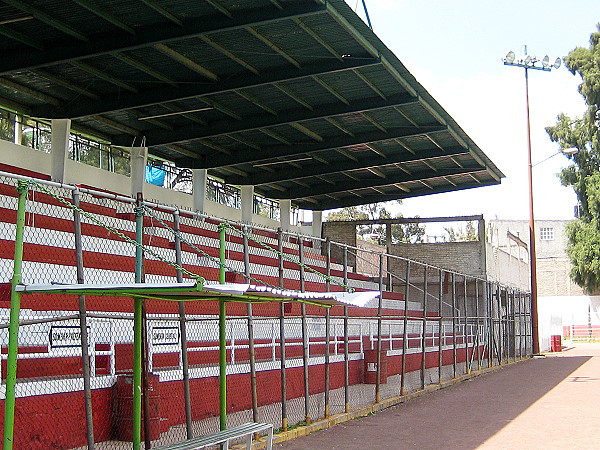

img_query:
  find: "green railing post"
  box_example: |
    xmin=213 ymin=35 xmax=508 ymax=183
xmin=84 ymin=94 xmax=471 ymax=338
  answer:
xmin=4 ymin=180 xmax=29 ymax=450
xmin=133 ymin=198 xmax=144 ymax=450
xmin=218 ymin=223 xmax=227 ymax=431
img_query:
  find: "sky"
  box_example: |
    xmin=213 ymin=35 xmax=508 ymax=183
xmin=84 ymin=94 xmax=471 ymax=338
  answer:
xmin=337 ymin=0 xmax=600 ymax=223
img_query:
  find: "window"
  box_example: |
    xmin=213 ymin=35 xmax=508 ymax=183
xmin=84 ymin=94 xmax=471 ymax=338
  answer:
xmin=540 ymin=227 xmax=554 ymax=241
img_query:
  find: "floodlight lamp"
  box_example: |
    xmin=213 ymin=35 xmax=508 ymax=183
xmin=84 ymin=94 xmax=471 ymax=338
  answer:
xmin=524 ymin=55 xmax=532 ymax=66
xmin=505 ymin=51 xmax=515 ymax=64
xmin=542 ymin=55 xmax=549 ymax=68
xmin=553 ymin=57 xmax=561 ymax=69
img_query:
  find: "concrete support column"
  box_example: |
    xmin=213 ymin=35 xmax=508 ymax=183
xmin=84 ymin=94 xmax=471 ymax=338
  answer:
xmin=280 ymin=199 xmax=292 ymax=231
xmin=479 ymin=217 xmax=487 ymax=279
xmin=192 ymin=169 xmax=208 ymax=213
xmin=13 ymin=115 xmax=22 ymax=145
xmin=312 ymin=210 xmax=323 ymax=238
xmin=241 ymin=185 xmax=254 ymax=224
xmin=50 ymin=119 xmax=71 ymax=182
xmin=129 ymin=147 xmax=148 ymax=197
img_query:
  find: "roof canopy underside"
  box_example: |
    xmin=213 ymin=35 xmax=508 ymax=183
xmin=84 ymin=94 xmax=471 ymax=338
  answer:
xmin=0 ymin=0 xmax=504 ymax=210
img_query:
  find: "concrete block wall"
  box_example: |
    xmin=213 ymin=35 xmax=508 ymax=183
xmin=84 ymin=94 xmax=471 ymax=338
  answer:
xmin=322 ymin=221 xmax=358 ymax=268
xmin=389 ymin=241 xmax=484 ymax=278
xmin=537 ymin=258 xmax=585 ymax=297
xmin=485 ymin=244 xmax=530 ymax=291
xmin=356 ymin=239 xmax=388 ymax=277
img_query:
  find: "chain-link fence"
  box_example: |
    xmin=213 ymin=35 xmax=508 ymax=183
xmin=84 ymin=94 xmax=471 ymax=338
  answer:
xmin=0 ymin=172 xmax=531 ymax=449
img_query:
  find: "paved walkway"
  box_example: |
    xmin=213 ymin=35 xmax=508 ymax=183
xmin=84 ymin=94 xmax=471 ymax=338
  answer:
xmin=276 ymin=343 xmax=600 ymax=449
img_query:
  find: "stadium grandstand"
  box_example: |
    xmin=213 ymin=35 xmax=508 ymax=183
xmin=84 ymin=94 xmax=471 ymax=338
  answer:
xmin=0 ymin=1 xmax=528 ymax=449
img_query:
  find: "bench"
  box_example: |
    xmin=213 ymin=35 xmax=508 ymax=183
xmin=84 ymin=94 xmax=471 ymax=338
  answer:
xmin=155 ymin=422 xmax=273 ymax=450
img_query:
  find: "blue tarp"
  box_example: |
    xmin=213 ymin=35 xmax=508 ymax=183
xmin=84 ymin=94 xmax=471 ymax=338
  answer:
xmin=145 ymin=165 xmax=166 ymax=186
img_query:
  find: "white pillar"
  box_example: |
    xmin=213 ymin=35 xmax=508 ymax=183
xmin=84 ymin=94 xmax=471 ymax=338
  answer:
xmin=241 ymin=185 xmax=254 ymax=223
xmin=50 ymin=119 xmax=71 ymax=182
xmin=129 ymin=146 xmax=148 ymax=197
xmin=13 ymin=115 xmax=22 ymax=145
xmin=192 ymin=169 xmax=208 ymax=213
xmin=312 ymin=210 xmax=323 ymax=238
xmin=280 ymin=199 xmax=291 ymax=231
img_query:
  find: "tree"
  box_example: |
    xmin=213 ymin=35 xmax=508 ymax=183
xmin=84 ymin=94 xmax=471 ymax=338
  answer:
xmin=326 ymin=201 xmax=425 ymax=244
xmin=546 ymin=25 xmax=600 ymax=293
xmin=443 ymin=220 xmax=478 ymax=242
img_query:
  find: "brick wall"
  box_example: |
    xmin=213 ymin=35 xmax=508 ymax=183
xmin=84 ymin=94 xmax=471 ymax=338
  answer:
xmin=389 ymin=241 xmax=485 ymax=278
xmin=322 ymin=222 xmax=358 ymax=268
xmin=356 ymin=239 xmax=387 ymax=277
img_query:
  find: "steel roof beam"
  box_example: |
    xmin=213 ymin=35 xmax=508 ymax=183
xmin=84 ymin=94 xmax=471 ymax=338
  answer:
xmin=200 ymin=36 xmax=259 ymax=75
xmin=0 ymin=3 xmax=327 ymax=75
xmin=235 ymin=91 xmax=277 ymax=116
xmin=111 ymin=91 xmax=417 ymax=146
xmin=227 ymin=146 xmax=468 ymax=185
xmin=33 ymin=69 xmax=100 ymax=100
xmin=72 ymin=0 xmax=135 ymax=34
xmin=293 ymin=18 xmax=343 ymax=61
xmin=0 ymin=77 xmax=61 ymax=105
xmin=186 ymin=125 xmax=445 ymax=168
xmin=306 ymin=179 xmax=497 ymax=211
xmin=154 ymin=44 xmax=219 ymax=81
xmin=275 ymin=166 xmax=485 ymax=199
xmin=33 ymin=58 xmax=379 ymax=118
xmin=0 ymin=25 xmax=44 ymax=50
xmin=71 ymin=61 xmax=138 ymax=93
xmin=4 ymin=0 xmax=89 ymax=42
xmin=205 ymin=0 xmax=232 ymax=18
xmin=139 ymin=0 xmax=182 ymax=26
xmin=113 ymin=53 xmax=177 ymax=86
xmin=245 ymin=27 xmax=301 ymax=68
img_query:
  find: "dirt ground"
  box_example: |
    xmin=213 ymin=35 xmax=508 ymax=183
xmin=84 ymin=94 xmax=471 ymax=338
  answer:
xmin=276 ymin=343 xmax=600 ymax=449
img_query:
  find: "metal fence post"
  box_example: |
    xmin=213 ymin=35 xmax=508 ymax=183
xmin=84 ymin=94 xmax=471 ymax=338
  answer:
xmin=72 ymin=188 xmax=95 ymax=449
xmin=438 ymin=269 xmax=444 ymax=384
xmin=401 ymin=261 xmax=410 ymax=395
xmin=463 ymin=276 xmax=470 ymax=374
xmin=242 ymin=226 xmax=259 ymax=423
xmin=421 ymin=266 xmax=428 ymax=390
xmin=343 ymin=245 xmax=350 ymax=413
xmin=515 ymin=290 xmax=521 ymax=359
xmin=486 ymin=282 xmax=493 ymax=368
xmin=218 ymin=223 xmax=227 ymax=431
xmin=324 ymin=238 xmax=331 ymax=418
xmin=133 ymin=193 xmax=145 ymax=450
xmin=474 ymin=279 xmax=481 ymax=371
xmin=173 ymin=211 xmax=193 ymax=438
xmin=4 ymin=181 xmax=29 ymax=450
xmin=496 ymin=284 xmax=503 ymax=365
xmin=451 ymin=273 xmax=457 ymax=378
xmin=277 ymin=229 xmax=288 ymax=431
xmin=510 ymin=289 xmax=516 ymax=361
xmin=299 ymin=238 xmax=311 ymax=425
xmin=375 ymin=254 xmax=384 ymax=403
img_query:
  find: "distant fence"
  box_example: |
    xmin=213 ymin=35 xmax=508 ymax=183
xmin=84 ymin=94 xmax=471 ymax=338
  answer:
xmin=0 ymin=171 xmax=532 ymax=449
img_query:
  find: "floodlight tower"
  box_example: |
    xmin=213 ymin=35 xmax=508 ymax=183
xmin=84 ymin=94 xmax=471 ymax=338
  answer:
xmin=502 ymin=46 xmax=561 ymax=355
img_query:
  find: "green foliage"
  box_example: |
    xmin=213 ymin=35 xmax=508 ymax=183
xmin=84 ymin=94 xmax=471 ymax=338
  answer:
xmin=547 ymin=24 xmax=600 ymax=293
xmin=443 ymin=220 xmax=478 ymax=242
xmin=326 ymin=201 xmax=425 ymax=244
xmin=0 ymin=110 xmax=15 ymax=142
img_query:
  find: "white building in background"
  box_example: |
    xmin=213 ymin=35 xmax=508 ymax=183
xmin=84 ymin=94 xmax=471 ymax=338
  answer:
xmin=489 ymin=220 xmax=600 ymax=348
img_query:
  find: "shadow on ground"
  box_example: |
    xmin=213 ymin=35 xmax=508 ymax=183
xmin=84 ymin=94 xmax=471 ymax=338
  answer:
xmin=276 ymin=354 xmax=591 ymax=450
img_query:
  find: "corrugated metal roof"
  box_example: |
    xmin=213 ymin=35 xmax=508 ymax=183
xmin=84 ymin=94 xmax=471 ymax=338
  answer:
xmin=0 ymin=0 xmax=503 ymax=210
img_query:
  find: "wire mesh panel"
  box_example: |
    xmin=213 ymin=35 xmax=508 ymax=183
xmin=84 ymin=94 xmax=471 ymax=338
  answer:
xmin=0 ymin=171 xmax=533 ymax=449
